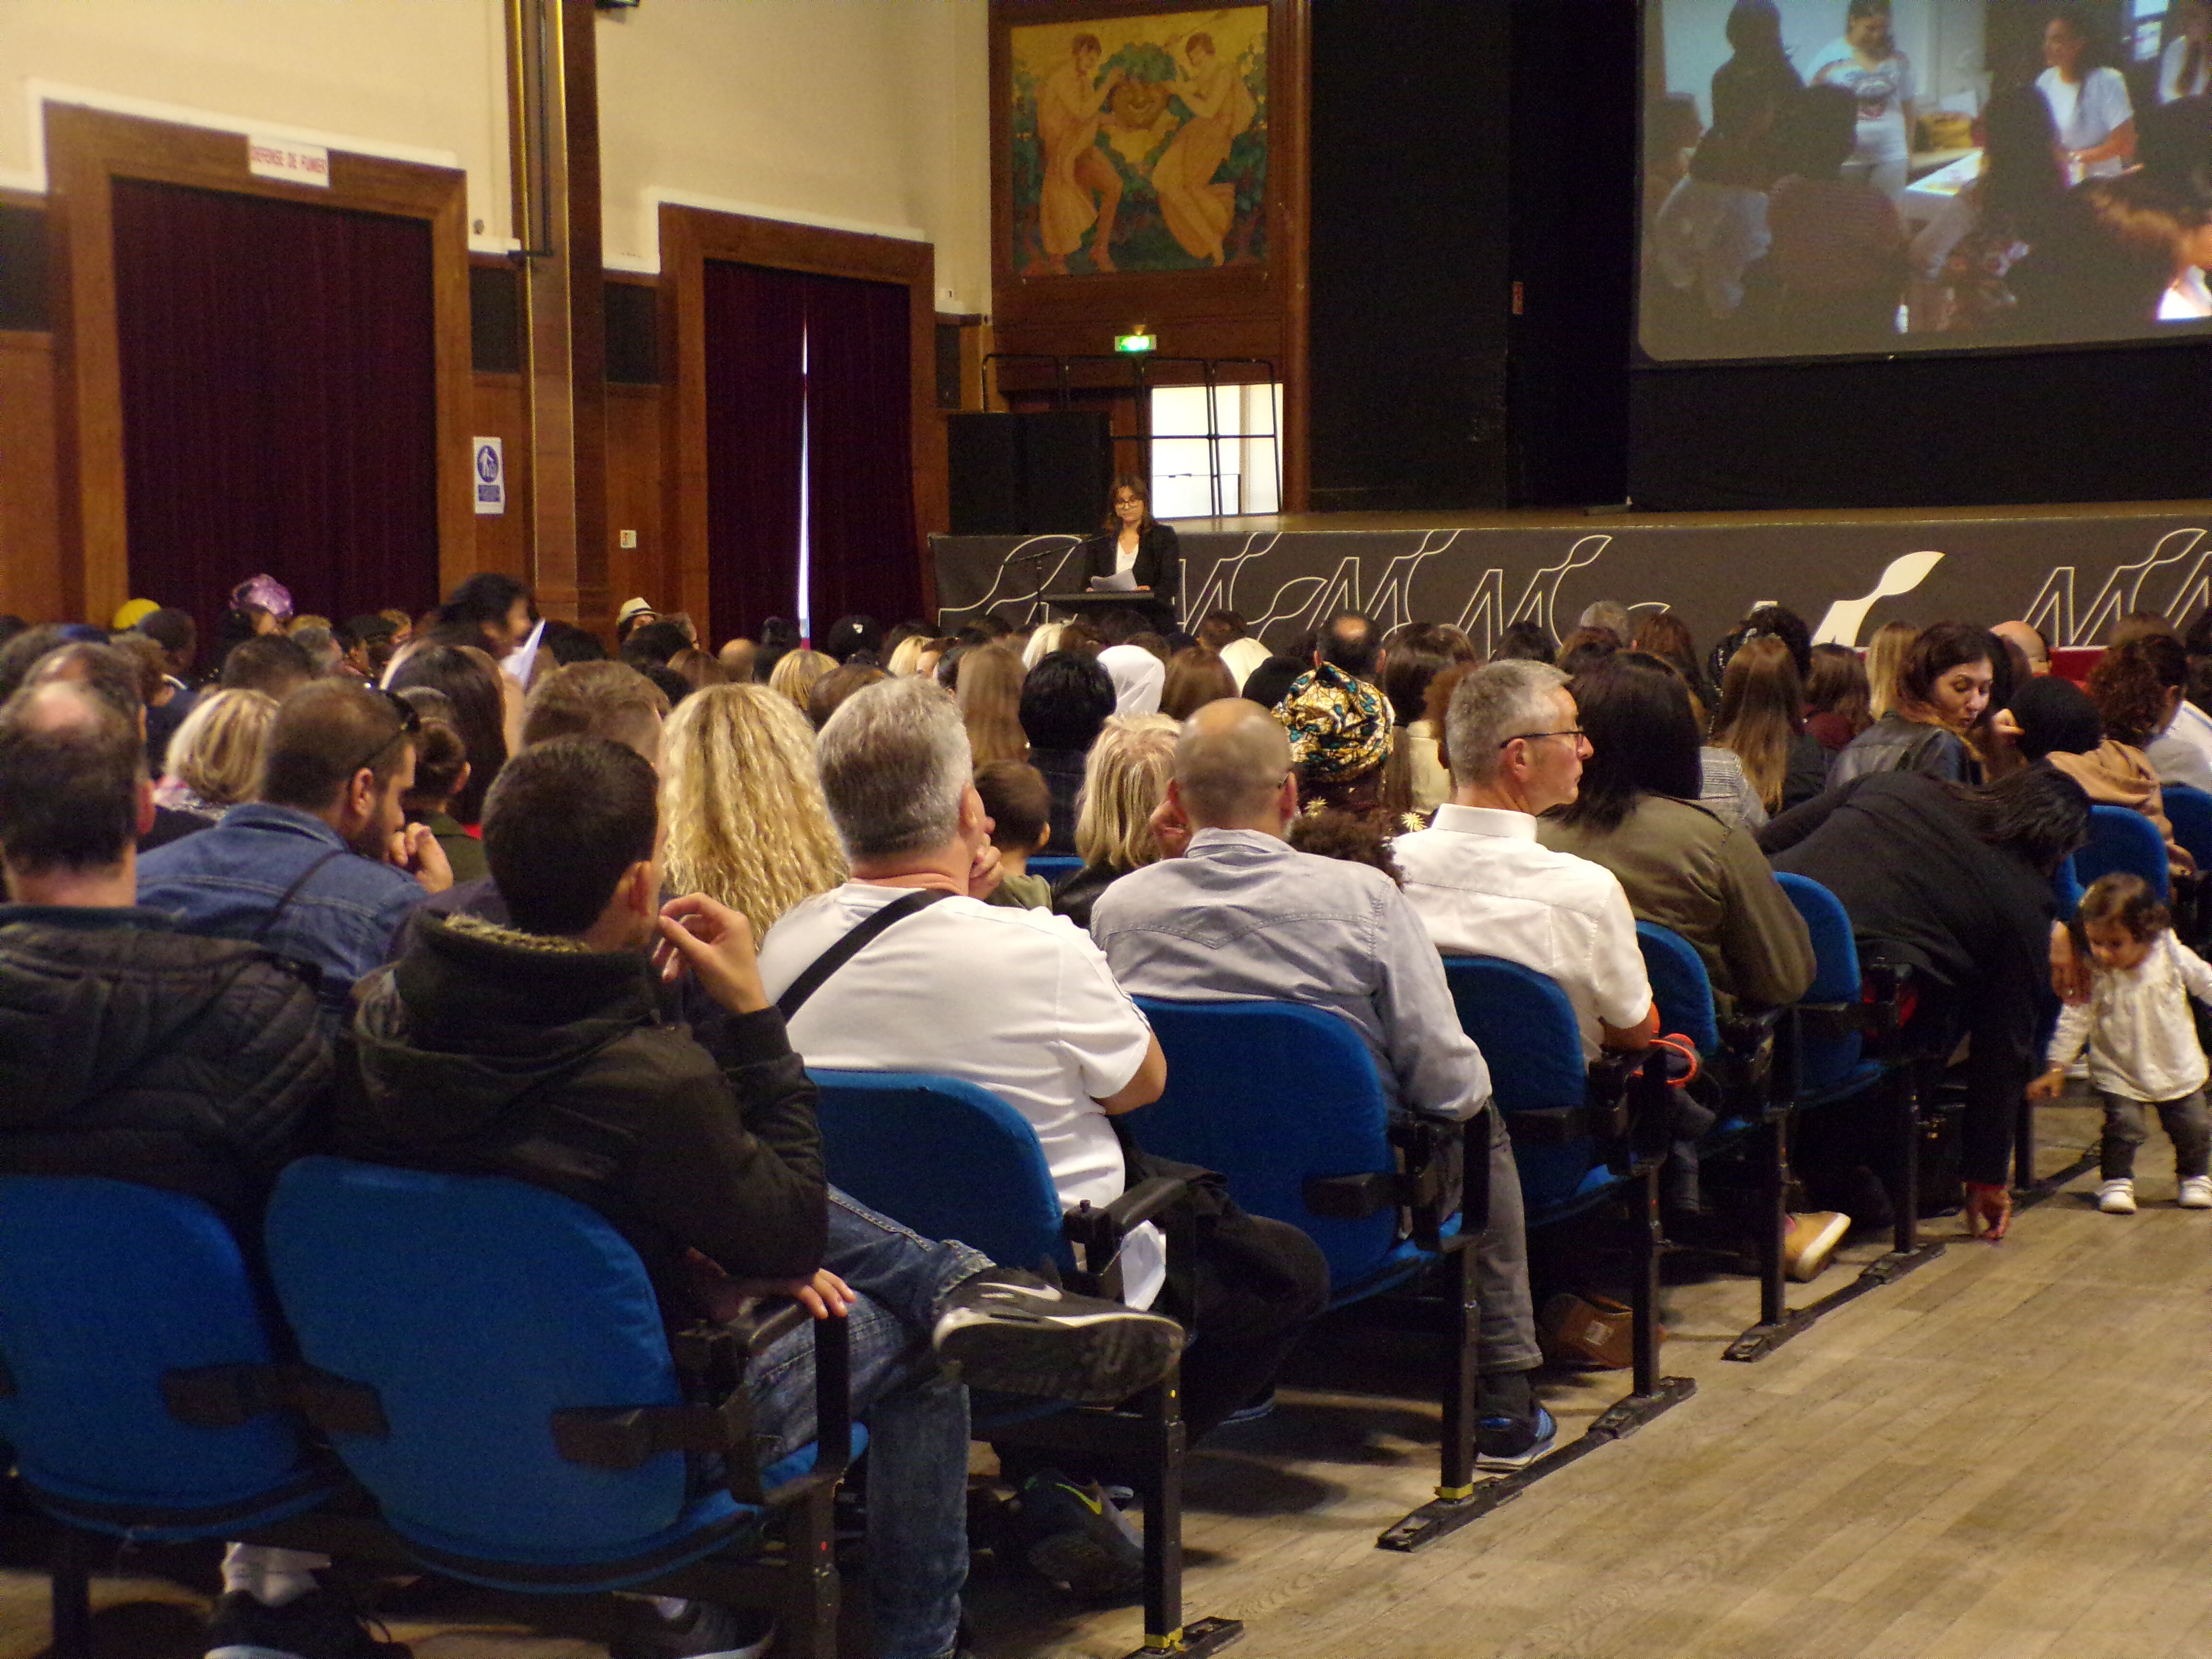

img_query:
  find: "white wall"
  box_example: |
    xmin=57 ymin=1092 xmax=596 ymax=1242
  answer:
xmin=0 ymin=0 xmax=514 ymax=246
xmin=0 ymin=0 xmax=995 ymax=302
xmin=594 ymin=0 xmax=990 ymax=310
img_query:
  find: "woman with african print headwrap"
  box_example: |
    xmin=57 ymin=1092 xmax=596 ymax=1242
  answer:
xmin=1272 ymin=660 xmax=1397 ymax=822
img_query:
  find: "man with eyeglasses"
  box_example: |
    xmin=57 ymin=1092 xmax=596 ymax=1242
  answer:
xmin=1394 ymin=659 xmax=1659 ymax=1063
xmin=139 ymin=680 xmax=451 ymax=1032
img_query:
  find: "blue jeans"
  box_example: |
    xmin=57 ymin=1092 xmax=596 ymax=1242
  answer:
xmin=745 ymin=1190 xmax=991 ymax=1659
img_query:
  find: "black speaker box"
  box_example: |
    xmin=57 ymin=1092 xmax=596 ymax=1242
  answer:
xmin=948 ymin=411 xmax=1112 ymax=535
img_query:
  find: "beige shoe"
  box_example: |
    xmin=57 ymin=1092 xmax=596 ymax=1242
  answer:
xmin=1783 ymin=1211 xmax=1851 ymax=1283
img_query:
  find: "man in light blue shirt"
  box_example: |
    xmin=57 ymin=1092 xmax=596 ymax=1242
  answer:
xmin=1092 ymin=699 xmax=1551 ymax=1468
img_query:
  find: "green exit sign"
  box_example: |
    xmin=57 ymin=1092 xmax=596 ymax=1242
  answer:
xmin=1114 ymin=331 xmax=1156 ymax=355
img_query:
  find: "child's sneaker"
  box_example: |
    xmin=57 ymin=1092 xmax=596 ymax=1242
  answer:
xmin=2179 ymin=1176 xmax=2212 ymax=1209
xmin=2097 ymin=1178 xmax=2137 ymax=1214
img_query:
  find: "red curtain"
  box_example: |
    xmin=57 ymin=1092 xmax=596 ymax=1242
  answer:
xmin=702 ymin=259 xmax=806 ymax=647
xmin=802 ymin=272 xmax=921 ymax=628
xmin=111 ymin=178 xmax=439 ymax=639
xmin=702 ymin=260 xmax=919 ymax=644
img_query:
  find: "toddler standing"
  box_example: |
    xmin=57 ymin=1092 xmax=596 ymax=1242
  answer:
xmin=2030 ymin=872 xmax=2212 ymax=1214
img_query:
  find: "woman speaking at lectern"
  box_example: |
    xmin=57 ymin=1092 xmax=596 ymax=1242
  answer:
xmin=1081 ymin=475 xmax=1181 ymax=620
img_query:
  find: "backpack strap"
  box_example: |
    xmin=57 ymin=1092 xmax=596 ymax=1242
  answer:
xmin=776 ymin=889 xmax=954 ymax=1020
xmin=253 ymin=849 xmax=348 ymax=944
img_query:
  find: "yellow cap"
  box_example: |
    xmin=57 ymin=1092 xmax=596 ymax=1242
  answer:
xmin=112 ymin=598 xmax=159 ymax=631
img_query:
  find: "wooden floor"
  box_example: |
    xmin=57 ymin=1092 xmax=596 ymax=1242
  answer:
xmin=8 ymin=1102 xmax=2208 ymax=1659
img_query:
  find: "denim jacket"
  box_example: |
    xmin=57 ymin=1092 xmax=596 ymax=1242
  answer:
xmin=1089 ymin=829 xmax=1492 ymax=1121
xmin=136 ymin=804 xmax=428 ymax=1029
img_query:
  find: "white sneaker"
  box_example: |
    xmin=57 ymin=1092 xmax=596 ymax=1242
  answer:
xmin=2179 ymin=1176 xmax=2212 ymax=1209
xmin=2097 ymin=1178 xmax=2137 ymax=1214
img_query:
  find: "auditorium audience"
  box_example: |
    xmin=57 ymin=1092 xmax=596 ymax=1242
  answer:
xmin=1537 ymin=656 xmax=1814 ymax=1017
xmin=956 ymin=643 xmax=1031 ymax=765
xmin=153 ymin=687 xmax=277 ymax=828
xmin=1277 ymin=650 xmax=1395 ymax=820
xmin=388 ymin=643 xmax=508 ymax=828
xmin=1762 ymin=766 xmax=2092 ymax=1239
xmin=392 ymin=688 xmax=488 ymax=884
xmin=1054 ymin=713 xmax=1179 ymax=929
xmin=1494 ymin=620 xmax=1557 ymax=665
xmin=340 ymin=732 xmax=1179 ymax=1659
xmin=974 ymin=759 xmax=1057 ymax=910
xmin=718 ymin=636 xmax=758 ymax=684
xmin=1098 ymin=640 xmax=1165 ymax=717
xmin=0 ymin=678 xmax=387 ymax=1659
xmin=1160 ymin=645 xmax=1238 ymax=722
xmin=755 ymin=681 xmax=1293 ymax=1449
xmin=436 ymin=571 xmax=536 ymax=662
xmin=619 ymin=618 xmax=691 ymax=670
xmin=1632 ymin=609 xmax=1718 ymax=719
xmin=1090 ymin=700 xmax=1545 ymax=1467
xmin=1020 ymin=650 xmax=1117 ymax=851
xmin=2124 ymin=631 xmax=2212 ymax=792
xmin=2014 ymin=664 xmax=2192 ymax=872
xmin=1991 ymin=619 xmax=2053 ymax=677
xmin=516 ymin=659 xmax=670 ymax=761
xmin=1804 ymin=642 xmax=1875 ymax=754
xmin=219 ymin=633 xmax=313 ymax=701
xmin=1395 ymin=661 xmax=1656 ymax=1060
xmin=22 ymin=643 xmax=210 ymax=852
xmin=1709 ymin=635 xmax=1829 ymax=814
xmin=820 ymin=613 xmax=884 ymax=664
xmin=661 ymin=682 xmax=847 ymax=940
xmin=770 ymin=647 xmax=837 ymax=714
xmin=1381 ymin=623 xmax=1470 ymax=816
xmin=808 ymin=661 xmax=887 ymax=731
xmin=138 ymin=680 xmax=451 ymax=1028
xmin=1240 ymin=652 xmax=1308 ymax=713
xmin=1833 ymin=622 xmax=1995 ymax=785
xmin=668 ymin=645 xmax=729 ymax=692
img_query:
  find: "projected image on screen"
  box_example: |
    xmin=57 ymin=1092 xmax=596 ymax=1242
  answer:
xmin=1640 ymin=0 xmax=2212 ymax=360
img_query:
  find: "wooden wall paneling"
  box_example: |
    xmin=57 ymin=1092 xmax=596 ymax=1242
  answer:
xmin=657 ymin=204 xmax=944 ymax=632
xmin=0 ymin=331 xmax=65 ymax=623
xmin=604 ymin=381 xmax=664 ymax=615
xmin=43 ymin=105 xmax=473 ymax=626
xmin=469 ymin=371 xmax=532 ymax=581
xmin=987 ymin=0 xmax=1310 ymax=507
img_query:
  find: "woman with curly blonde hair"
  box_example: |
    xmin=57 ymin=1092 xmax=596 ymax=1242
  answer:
xmin=154 ymin=688 xmax=279 ymax=824
xmin=1052 ymin=713 xmax=1178 ymax=929
xmin=659 ymin=683 xmax=848 ymax=938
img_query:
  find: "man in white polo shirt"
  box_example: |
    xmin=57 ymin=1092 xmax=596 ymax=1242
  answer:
xmin=1393 ymin=659 xmax=1656 ymax=1060
xmin=758 ymin=678 xmax=1328 ymax=1452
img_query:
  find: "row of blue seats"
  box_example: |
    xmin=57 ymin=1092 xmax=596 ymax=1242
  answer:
xmin=0 ymin=835 xmax=2104 ymax=1656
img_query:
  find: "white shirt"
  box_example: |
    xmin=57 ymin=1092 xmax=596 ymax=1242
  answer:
xmin=1806 ymin=40 xmax=1916 ymax=163
xmin=2166 ymin=698 xmax=2212 ymax=778
xmin=2161 ymin=35 xmax=2210 ymax=104
xmin=1393 ymin=805 xmax=1653 ymax=1061
xmin=759 ymin=883 xmax=1165 ymax=1306
xmin=1217 ymin=636 xmax=1272 ymax=693
xmin=2046 ymin=932 xmax=2212 ymax=1102
xmin=2161 ymin=266 xmax=2212 ymax=321
xmin=2146 ymin=728 xmax=2212 ymax=794
xmin=2038 ymin=66 xmax=2134 ymax=179
xmin=1652 ymin=176 xmax=1771 ymax=318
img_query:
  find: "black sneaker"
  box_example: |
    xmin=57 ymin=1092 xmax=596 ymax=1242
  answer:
xmin=932 ymin=1270 xmax=1181 ymax=1405
xmin=1006 ymin=1468 xmax=1146 ymax=1601
xmin=610 ymin=1599 xmax=775 ymax=1659
xmin=204 ymin=1589 xmax=410 ymax=1659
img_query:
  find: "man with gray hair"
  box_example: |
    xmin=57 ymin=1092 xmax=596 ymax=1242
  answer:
xmin=1578 ymin=600 xmax=1632 ymax=644
xmin=758 ymin=678 xmax=1325 ymax=1587
xmin=1093 ymin=700 xmax=1554 ymax=1469
xmin=1395 ymin=660 xmax=1657 ymax=1062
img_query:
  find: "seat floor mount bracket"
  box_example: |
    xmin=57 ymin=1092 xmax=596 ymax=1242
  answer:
xmin=1725 ymin=1239 xmax=1946 ymax=1362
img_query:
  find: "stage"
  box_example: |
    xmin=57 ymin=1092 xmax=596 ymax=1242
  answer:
xmin=930 ymin=501 xmax=2212 ymax=655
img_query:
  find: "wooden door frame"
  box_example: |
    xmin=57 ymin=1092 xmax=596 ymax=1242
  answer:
xmin=45 ymin=104 xmax=472 ymax=625
xmin=659 ymin=204 xmax=945 ymax=633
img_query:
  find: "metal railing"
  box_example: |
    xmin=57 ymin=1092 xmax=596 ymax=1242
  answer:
xmin=982 ymin=352 xmax=1282 ymax=521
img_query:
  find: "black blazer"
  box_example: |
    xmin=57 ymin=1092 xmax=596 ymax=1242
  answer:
xmin=1080 ymin=522 xmax=1181 ymax=613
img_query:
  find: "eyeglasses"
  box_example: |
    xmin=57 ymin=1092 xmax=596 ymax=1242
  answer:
xmin=340 ymin=688 xmax=422 ymax=782
xmin=1497 ymin=728 xmax=1588 ymax=749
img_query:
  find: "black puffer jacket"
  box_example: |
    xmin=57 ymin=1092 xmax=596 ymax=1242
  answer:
xmin=0 ymin=905 xmax=330 ymax=1230
xmin=334 ymin=912 xmax=826 ymax=1321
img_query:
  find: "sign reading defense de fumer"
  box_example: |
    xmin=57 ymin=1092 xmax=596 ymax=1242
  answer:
xmin=472 ymin=438 xmax=505 ymax=516
xmin=246 ymin=137 xmax=330 ymax=187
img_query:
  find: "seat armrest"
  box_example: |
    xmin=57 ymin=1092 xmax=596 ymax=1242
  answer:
xmin=1064 ymin=1173 xmax=1198 ymax=1304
